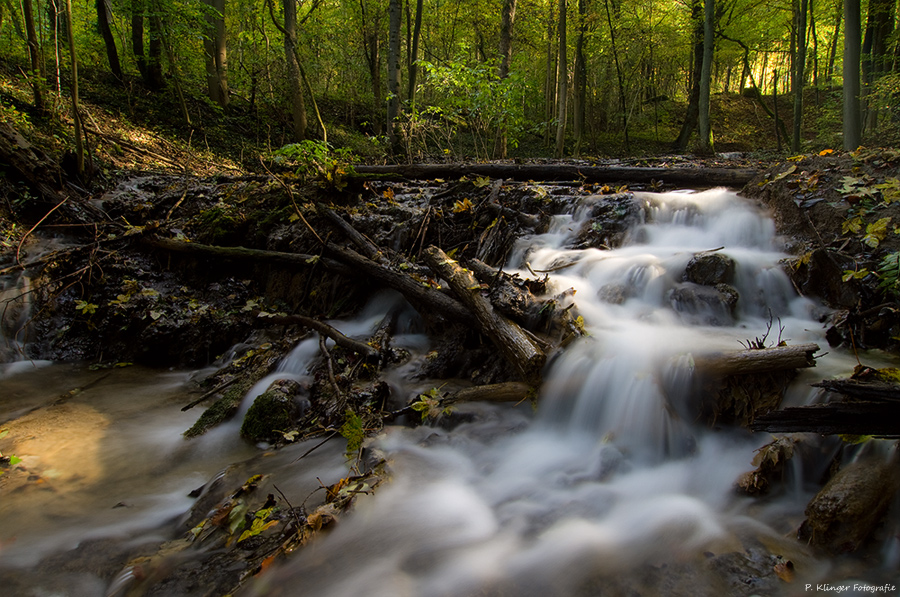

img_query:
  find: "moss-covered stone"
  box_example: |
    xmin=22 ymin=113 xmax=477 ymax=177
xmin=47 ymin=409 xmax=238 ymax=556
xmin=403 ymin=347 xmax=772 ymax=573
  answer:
xmin=240 ymin=379 xmax=303 ymax=443
xmin=184 ymin=377 xmax=255 ymax=438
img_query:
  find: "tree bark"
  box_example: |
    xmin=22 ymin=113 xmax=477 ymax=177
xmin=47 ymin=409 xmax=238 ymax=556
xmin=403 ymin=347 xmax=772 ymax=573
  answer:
xmin=423 ymin=246 xmax=546 ymax=384
xmin=843 ymin=0 xmax=862 ymax=149
xmin=554 ymin=0 xmax=567 ymax=158
xmin=96 ymin=0 xmax=122 ymax=80
xmin=64 ymin=0 xmax=84 ymax=176
xmin=253 ymin=313 xmax=379 ymax=358
xmin=750 ymin=402 xmax=900 ymax=437
xmin=282 ymin=0 xmax=307 ymax=141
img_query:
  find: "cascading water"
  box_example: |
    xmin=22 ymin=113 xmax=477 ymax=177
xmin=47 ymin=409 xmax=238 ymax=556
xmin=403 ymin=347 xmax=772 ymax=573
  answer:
xmin=242 ymin=188 xmax=892 ymax=596
xmin=1 ymin=190 xmax=896 ymax=596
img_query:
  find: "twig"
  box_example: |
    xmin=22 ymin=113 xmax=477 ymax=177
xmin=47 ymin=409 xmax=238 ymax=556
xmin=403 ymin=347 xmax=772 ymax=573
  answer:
xmin=258 ymin=156 xmax=324 ymax=245
xmin=16 ymin=196 xmax=69 ymax=264
xmin=181 ymin=376 xmax=241 ymax=411
xmin=294 ymin=430 xmax=338 ymax=462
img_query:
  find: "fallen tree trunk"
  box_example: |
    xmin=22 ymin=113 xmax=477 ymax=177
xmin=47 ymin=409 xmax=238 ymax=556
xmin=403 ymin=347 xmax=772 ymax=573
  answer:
xmin=423 ymin=246 xmax=546 ymax=384
xmin=441 ymin=381 xmax=532 ymax=406
xmin=750 ymin=402 xmax=900 ymax=437
xmin=144 ymin=237 xmax=475 ymax=325
xmin=0 ymin=121 xmax=67 ymax=204
xmin=812 ymin=378 xmax=900 ymax=402
xmin=693 ymin=343 xmax=820 ymax=376
xmin=354 ymin=163 xmax=759 ymax=187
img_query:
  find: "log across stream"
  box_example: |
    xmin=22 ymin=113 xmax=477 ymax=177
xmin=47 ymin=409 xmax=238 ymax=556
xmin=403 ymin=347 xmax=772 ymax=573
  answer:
xmin=1 ymin=187 xmax=899 ymax=595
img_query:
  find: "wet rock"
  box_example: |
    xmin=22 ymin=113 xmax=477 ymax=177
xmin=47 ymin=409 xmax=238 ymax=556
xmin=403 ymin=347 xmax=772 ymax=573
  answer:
xmin=667 ymin=282 xmax=739 ymax=325
xmin=798 ymin=457 xmax=900 ymax=554
xmin=570 ymin=193 xmax=639 ymax=250
xmin=241 ymin=379 xmax=306 ymax=443
xmin=683 ymin=253 xmax=736 ymax=286
xmin=736 ymin=435 xmax=798 ymax=495
xmin=791 ymin=248 xmax=860 ymax=310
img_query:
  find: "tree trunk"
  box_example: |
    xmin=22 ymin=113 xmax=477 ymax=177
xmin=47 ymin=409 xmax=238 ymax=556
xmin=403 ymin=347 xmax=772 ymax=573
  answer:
xmin=698 ymin=0 xmax=714 ymax=154
xmin=604 ymin=0 xmax=629 ymax=152
xmin=825 ymin=0 xmax=840 ymax=83
xmin=204 ymin=0 xmax=229 ymax=109
xmin=147 ymin=9 xmax=165 ymax=89
xmin=572 ymin=0 xmax=587 ymax=155
xmin=544 ymin=1 xmax=556 ymax=147
xmin=861 ymin=0 xmax=895 ymax=130
xmin=387 ymin=0 xmax=402 ymax=150
xmin=358 ymin=0 xmax=382 ymax=135
xmin=283 ymin=0 xmax=307 ymax=141
xmin=407 ymin=0 xmax=423 ymax=107
xmin=23 ymin=0 xmax=44 ymax=111
xmin=493 ymin=0 xmax=517 ymax=158
xmin=791 ymin=0 xmax=808 ymax=152
xmin=132 ymin=2 xmax=148 ymax=82
xmin=96 ymin=0 xmax=122 ymax=80
xmin=843 ymin=0 xmax=862 ymax=149
xmin=64 ymin=0 xmax=84 ymax=176
xmin=554 ymin=0 xmax=567 ymax=158
xmin=674 ymin=0 xmax=703 ymax=151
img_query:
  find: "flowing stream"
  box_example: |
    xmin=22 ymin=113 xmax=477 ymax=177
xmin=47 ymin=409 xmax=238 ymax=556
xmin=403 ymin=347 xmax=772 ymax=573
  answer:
xmin=1 ymin=188 xmax=898 ymax=596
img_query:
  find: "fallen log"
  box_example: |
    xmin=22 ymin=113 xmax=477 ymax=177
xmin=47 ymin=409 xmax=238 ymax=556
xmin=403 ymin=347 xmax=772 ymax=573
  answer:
xmin=441 ymin=381 xmax=533 ymax=407
xmin=0 ymin=121 xmax=67 ymax=204
xmin=750 ymin=402 xmax=900 ymax=437
xmin=144 ymin=237 xmax=475 ymax=325
xmin=319 ymin=206 xmax=390 ymax=266
xmin=423 ymin=246 xmax=546 ymax=384
xmin=354 ymin=163 xmax=760 ymax=187
xmin=812 ymin=378 xmax=900 ymax=402
xmin=693 ymin=343 xmax=820 ymax=376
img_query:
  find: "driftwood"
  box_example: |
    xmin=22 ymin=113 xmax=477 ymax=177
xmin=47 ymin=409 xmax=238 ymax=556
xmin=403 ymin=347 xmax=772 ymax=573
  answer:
xmin=254 ymin=312 xmax=379 ymax=358
xmin=693 ymin=343 xmax=820 ymax=376
xmin=143 ymin=237 xmax=348 ymax=273
xmin=811 ymin=378 xmax=900 ymax=402
xmin=423 ymin=246 xmax=546 ymax=384
xmin=355 ymin=163 xmax=760 ymax=187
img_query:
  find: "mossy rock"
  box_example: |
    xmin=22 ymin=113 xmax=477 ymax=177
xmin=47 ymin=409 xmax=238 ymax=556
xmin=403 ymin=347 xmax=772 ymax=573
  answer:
xmin=240 ymin=379 xmax=303 ymax=443
xmin=184 ymin=377 xmax=255 ymax=438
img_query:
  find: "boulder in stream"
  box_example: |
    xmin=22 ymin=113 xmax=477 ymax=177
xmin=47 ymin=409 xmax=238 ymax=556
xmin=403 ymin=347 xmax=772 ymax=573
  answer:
xmin=683 ymin=253 xmax=736 ymax=286
xmin=798 ymin=457 xmax=900 ymax=554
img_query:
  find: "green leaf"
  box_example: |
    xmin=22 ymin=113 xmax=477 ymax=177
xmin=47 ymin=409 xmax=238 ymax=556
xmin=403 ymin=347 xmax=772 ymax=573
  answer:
xmin=75 ymin=300 xmax=98 ymax=314
xmin=9 ymin=455 xmax=22 ymax=466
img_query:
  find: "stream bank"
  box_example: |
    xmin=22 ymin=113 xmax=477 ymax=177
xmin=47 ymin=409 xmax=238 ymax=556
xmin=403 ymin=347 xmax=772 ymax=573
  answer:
xmin=3 ymin=147 xmax=900 ymax=595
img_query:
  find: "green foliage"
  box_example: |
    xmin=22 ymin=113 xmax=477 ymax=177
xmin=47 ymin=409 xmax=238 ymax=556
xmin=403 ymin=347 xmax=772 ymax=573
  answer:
xmin=409 ymin=387 xmax=452 ymax=421
xmin=272 ymin=141 xmax=356 ymax=190
xmin=877 ymin=251 xmax=900 ymax=299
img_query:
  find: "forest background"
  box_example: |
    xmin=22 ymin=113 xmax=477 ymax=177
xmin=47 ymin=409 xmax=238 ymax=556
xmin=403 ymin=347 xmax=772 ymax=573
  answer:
xmin=0 ymin=0 xmax=899 ymax=174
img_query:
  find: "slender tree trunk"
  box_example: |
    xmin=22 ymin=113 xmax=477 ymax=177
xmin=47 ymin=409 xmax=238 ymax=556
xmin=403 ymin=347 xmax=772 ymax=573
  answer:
xmin=153 ymin=10 xmax=191 ymax=126
xmin=861 ymin=0 xmax=895 ymax=130
xmin=572 ymin=0 xmax=587 ymax=155
xmin=544 ymin=1 xmax=556 ymax=147
xmin=23 ymin=0 xmax=44 ymax=111
xmin=698 ymin=0 xmax=714 ymax=154
xmin=494 ymin=0 xmax=517 ymax=158
xmin=95 ymin=0 xmax=122 ymax=80
xmin=282 ymin=0 xmax=307 ymax=141
xmin=147 ymin=9 xmax=165 ymax=89
xmin=132 ymin=1 xmax=148 ymax=82
xmin=555 ymin=0 xmax=567 ymax=158
xmin=674 ymin=0 xmax=703 ymax=151
xmin=604 ymin=0 xmax=629 ymax=152
xmin=773 ymin=69 xmax=782 ymax=150
xmin=64 ymin=0 xmax=84 ymax=176
xmin=843 ymin=0 xmax=862 ymax=149
xmin=204 ymin=0 xmax=229 ymax=108
xmin=358 ymin=0 xmax=383 ymax=135
xmin=387 ymin=0 xmax=402 ymax=149
xmin=407 ymin=0 xmax=423 ymax=107
xmin=826 ymin=0 xmax=841 ymax=83
xmin=792 ymin=0 xmax=808 ymax=152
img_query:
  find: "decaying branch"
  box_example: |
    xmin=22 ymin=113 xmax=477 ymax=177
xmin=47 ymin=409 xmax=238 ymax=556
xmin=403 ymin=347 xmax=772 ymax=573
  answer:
xmin=693 ymin=343 xmax=820 ymax=376
xmin=255 ymin=312 xmax=378 ymax=358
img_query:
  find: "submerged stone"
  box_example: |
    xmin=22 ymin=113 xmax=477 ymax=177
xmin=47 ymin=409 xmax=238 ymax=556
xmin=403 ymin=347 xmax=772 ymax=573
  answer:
xmin=683 ymin=253 xmax=736 ymax=286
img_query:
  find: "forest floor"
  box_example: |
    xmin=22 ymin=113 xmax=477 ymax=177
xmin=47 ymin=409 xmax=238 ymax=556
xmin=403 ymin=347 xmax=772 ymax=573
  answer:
xmin=3 ymin=62 xmax=900 ymax=595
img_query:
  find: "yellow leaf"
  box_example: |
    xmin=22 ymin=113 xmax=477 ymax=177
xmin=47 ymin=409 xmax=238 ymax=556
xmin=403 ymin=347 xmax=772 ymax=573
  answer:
xmin=819 ymin=148 xmax=834 ymax=156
